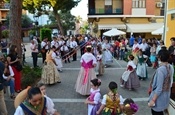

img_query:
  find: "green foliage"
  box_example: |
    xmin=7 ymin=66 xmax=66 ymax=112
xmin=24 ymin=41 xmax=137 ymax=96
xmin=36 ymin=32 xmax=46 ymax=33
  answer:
xmin=21 ymin=66 xmax=42 ymax=89
xmin=123 ymin=50 xmax=132 ymax=62
xmin=5 ymin=14 xmax=32 ymax=28
xmin=2 ymin=29 xmax=9 ymax=38
xmin=48 ymin=11 xmax=75 ymax=35
xmin=40 ymin=28 xmax=52 ymax=41
xmin=29 ymin=29 xmax=36 ymax=36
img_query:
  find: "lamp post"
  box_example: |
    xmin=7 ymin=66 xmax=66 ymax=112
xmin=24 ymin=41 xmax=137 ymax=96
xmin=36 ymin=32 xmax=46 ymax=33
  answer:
xmin=33 ymin=15 xmax=39 ymax=36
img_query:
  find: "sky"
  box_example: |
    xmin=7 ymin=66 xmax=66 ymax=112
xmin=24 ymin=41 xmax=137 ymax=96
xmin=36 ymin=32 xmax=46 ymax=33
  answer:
xmin=71 ymin=0 xmax=88 ymax=20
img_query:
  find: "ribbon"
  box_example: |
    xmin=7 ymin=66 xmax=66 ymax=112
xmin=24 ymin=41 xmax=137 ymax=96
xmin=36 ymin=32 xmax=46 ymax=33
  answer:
xmin=82 ymin=68 xmax=89 ymax=85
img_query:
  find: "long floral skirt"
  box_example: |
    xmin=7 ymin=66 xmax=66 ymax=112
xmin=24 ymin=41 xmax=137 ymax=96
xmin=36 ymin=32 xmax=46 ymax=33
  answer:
xmin=75 ymin=67 xmax=97 ymax=95
xmin=41 ymin=61 xmax=60 ymax=84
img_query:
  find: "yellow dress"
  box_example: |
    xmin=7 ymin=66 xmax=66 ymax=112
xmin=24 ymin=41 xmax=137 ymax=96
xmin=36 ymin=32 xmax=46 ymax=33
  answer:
xmin=102 ymin=93 xmax=121 ymax=115
xmin=41 ymin=50 xmax=60 ymax=84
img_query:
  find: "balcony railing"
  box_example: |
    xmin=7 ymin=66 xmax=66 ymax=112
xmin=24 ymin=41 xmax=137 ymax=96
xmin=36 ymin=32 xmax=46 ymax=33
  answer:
xmin=89 ymin=8 xmax=123 ymax=15
xmin=0 ymin=3 xmax=10 ymax=9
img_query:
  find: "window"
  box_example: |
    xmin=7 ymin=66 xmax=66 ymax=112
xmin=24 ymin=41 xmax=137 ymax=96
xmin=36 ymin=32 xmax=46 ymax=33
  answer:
xmin=105 ymin=0 xmax=112 ymax=5
xmin=171 ymin=13 xmax=175 ymax=20
xmin=132 ymin=0 xmax=146 ymax=8
xmin=160 ymin=2 xmax=165 ymax=16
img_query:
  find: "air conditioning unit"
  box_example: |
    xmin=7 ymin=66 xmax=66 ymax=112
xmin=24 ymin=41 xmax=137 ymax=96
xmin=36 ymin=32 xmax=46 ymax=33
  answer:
xmin=156 ymin=2 xmax=163 ymax=8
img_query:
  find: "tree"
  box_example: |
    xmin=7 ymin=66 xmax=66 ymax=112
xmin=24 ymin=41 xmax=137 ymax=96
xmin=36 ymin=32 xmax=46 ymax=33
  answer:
xmin=21 ymin=0 xmax=81 ymax=35
xmin=9 ymin=0 xmax=22 ymax=56
xmin=5 ymin=14 xmax=33 ymax=29
xmin=48 ymin=11 xmax=76 ymax=35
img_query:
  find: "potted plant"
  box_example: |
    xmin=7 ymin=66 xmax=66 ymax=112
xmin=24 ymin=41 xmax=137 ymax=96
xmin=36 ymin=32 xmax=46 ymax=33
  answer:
xmin=21 ymin=66 xmax=42 ymax=89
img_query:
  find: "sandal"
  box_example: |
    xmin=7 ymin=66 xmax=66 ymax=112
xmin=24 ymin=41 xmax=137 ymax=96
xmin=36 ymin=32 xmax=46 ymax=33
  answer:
xmin=10 ymin=95 xmax=16 ymax=99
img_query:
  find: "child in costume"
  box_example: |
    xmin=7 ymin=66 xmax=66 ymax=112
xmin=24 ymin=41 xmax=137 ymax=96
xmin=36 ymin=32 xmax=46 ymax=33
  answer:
xmin=85 ymin=78 xmax=101 ymax=115
xmin=123 ymin=98 xmax=138 ymax=115
xmin=136 ymin=49 xmax=148 ymax=80
xmin=96 ymin=81 xmax=124 ymax=115
xmin=120 ymin=55 xmax=140 ymax=90
xmin=96 ymin=50 xmax=104 ymax=76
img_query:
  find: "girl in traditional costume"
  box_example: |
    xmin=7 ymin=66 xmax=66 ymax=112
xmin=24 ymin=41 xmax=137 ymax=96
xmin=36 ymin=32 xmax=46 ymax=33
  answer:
xmin=96 ymin=82 xmax=124 ymax=115
xmin=120 ymin=55 xmax=140 ymax=90
xmin=102 ymin=39 xmax=113 ymax=67
xmin=75 ymin=45 xmax=97 ymax=95
xmin=85 ymin=78 xmax=101 ymax=115
xmin=136 ymin=49 xmax=148 ymax=80
xmin=14 ymin=87 xmax=60 ymax=115
xmin=123 ymin=98 xmax=138 ymax=115
xmin=41 ymin=46 xmax=61 ymax=84
xmin=96 ymin=50 xmax=104 ymax=76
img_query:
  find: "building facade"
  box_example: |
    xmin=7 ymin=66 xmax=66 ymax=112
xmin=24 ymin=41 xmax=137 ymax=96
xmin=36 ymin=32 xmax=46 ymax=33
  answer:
xmin=88 ymin=0 xmax=164 ymax=39
xmin=164 ymin=0 xmax=175 ymax=46
xmin=0 ymin=0 xmax=9 ymax=39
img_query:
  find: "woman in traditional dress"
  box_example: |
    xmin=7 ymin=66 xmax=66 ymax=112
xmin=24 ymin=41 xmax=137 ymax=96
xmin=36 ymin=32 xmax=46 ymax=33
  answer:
xmin=102 ymin=39 xmax=113 ymax=67
xmin=14 ymin=87 xmax=60 ymax=115
xmin=136 ymin=49 xmax=148 ymax=80
xmin=7 ymin=45 xmax=22 ymax=93
xmin=96 ymin=81 xmax=124 ymax=115
xmin=53 ymin=48 xmax=63 ymax=72
xmin=120 ymin=55 xmax=140 ymax=90
xmin=41 ymin=46 xmax=61 ymax=85
xmin=75 ymin=45 xmax=97 ymax=95
xmin=85 ymin=78 xmax=101 ymax=115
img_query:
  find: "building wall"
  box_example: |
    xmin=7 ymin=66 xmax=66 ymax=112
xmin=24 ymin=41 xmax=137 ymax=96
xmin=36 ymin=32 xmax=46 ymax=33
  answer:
xmin=146 ymin=0 xmax=155 ymax=15
xmin=123 ymin=0 xmax=132 ymax=15
xmin=95 ymin=0 xmax=104 ymax=9
xmin=165 ymin=0 xmax=175 ymax=47
xmin=98 ymin=18 xmax=123 ymax=24
xmin=113 ymin=0 xmax=123 ymax=9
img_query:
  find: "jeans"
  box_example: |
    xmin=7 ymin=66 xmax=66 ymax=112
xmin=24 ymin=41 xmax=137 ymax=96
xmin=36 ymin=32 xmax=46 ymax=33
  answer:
xmin=0 ymin=90 xmax=8 ymax=115
xmin=32 ymin=52 xmax=38 ymax=67
xmin=120 ymin=50 xmax=125 ymax=60
xmin=6 ymin=79 xmax=15 ymax=95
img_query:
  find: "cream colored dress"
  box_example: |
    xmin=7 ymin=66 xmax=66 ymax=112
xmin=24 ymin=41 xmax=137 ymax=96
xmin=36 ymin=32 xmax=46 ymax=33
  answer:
xmin=41 ymin=50 xmax=61 ymax=84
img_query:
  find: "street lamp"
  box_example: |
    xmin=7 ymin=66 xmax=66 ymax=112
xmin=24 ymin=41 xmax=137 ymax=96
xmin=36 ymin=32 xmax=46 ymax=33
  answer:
xmin=33 ymin=15 xmax=39 ymax=36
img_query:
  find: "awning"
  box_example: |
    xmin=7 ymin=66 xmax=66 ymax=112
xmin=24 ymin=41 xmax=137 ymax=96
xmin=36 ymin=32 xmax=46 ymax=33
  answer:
xmin=151 ymin=26 xmax=164 ymax=35
xmin=126 ymin=23 xmax=164 ymax=33
xmin=99 ymin=24 xmax=126 ymax=30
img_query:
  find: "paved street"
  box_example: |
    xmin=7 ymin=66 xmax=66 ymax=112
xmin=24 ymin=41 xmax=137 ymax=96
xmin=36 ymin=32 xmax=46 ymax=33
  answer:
xmin=5 ymin=43 xmax=155 ymax=115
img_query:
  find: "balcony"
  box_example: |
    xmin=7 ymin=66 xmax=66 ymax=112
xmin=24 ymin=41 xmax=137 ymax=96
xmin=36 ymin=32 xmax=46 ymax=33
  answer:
xmin=0 ymin=3 xmax=10 ymax=10
xmin=88 ymin=8 xmax=123 ymax=15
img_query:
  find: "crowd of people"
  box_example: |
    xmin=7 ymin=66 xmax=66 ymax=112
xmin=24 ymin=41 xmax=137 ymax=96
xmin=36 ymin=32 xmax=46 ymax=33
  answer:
xmin=0 ymin=34 xmax=175 ymax=115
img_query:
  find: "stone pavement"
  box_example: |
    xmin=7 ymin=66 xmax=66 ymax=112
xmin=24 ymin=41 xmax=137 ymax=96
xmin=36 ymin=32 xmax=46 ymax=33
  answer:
xmin=5 ymin=43 xmax=155 ymax=115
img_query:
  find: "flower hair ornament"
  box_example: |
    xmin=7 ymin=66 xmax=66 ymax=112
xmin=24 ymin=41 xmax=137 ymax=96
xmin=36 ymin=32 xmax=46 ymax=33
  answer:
xmin=124 ymin=102 xmax=138 ymax=115
xmin=98 ymin=79 xmax=101 ymax=83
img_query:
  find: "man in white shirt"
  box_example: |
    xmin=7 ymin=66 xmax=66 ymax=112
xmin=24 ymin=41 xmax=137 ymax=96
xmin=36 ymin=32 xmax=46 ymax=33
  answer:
xmin=51 ymin=37 xmax=59 ymax=48
xmin=139 ymin=39 xmax=148 ymax=54
xmin=41 ymin=38 xmax=49 ymax=63
xmin=30 ymin=40 xmax=38 ymax=67
xmin=70 ymin=38 xmax=78 ymax=61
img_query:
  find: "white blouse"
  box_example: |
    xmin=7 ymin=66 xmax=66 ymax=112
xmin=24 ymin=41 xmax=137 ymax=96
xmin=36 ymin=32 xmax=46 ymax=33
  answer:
xmin=14 ymin=96 xmax=57 ymax=115
xmin=80 ymin=53 xmax=97 ymax=65
xmin=3 ymin=65 xmax=14 ymax=80
xmin=101 ymin=94 xmax=124 ymax=105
